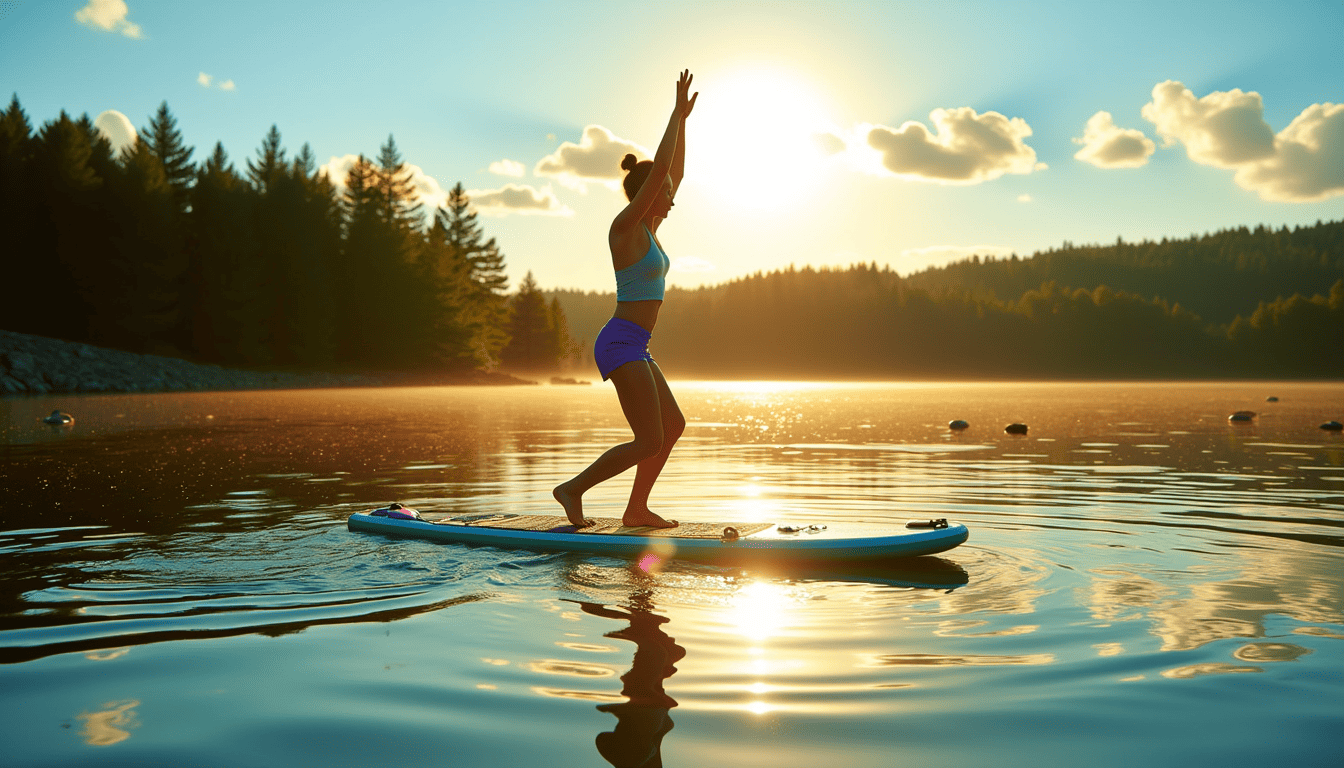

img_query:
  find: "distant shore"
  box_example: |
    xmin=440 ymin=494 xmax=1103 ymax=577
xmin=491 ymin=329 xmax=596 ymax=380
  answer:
xmin=0 ymin=330 xmax=534 ymax=396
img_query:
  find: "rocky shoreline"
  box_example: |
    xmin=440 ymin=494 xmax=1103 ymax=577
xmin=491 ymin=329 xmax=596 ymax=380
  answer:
xmin=0 ymin=330 xmax=533 ymax=396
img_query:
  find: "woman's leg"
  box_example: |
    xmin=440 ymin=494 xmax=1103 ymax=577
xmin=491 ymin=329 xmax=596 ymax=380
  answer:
xmin=623 ymin=362 xmax=684 ymax=527
xmin=554 ymin=361 xmax=665 ymax=527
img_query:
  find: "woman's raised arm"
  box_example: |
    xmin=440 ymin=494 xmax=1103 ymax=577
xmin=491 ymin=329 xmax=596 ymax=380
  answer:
xmin=613 ymin=70 xmax=697 ymax=232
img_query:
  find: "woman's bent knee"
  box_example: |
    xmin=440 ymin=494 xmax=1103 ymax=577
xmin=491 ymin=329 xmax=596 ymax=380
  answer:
xmin=629 ymin=431 xmax=665 ymax=461
xmin=667 ymin=413 xmax=686 ymax=441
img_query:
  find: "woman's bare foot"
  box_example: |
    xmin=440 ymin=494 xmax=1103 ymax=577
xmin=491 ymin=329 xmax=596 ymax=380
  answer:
xmin=554 ymin=483 xmax=592 ymax=528
xmin=623 ymin=507 xmax=678 ymax=529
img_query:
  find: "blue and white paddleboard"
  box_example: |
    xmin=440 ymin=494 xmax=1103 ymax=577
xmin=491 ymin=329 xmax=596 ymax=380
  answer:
xmin=348 ymin=504 xmax=968 ymax=563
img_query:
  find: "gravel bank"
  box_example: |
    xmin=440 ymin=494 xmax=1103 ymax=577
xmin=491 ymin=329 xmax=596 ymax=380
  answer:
xmin=1 ymin=330 xmax=530 ymax=395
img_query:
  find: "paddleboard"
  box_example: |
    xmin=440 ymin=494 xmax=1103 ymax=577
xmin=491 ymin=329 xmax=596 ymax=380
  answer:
xmin=347 ymin=504 xmax=968 ymax=563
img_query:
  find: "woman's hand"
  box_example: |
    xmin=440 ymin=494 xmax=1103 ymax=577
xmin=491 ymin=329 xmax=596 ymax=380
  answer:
xmin=676 ymin=69 xmax=698 ymax=119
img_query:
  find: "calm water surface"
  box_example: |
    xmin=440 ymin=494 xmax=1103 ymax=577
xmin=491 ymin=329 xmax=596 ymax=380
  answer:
xmin=2 ymin=381 xmax=1342 ymax=767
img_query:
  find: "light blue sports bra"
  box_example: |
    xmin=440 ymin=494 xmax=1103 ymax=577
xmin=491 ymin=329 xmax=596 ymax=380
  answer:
xmin=615 ymin=226 xmax=670 ymax=302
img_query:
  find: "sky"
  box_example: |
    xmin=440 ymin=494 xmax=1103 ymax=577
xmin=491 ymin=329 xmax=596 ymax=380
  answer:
xmin=1 ymin=0 xmax=1341 ymax=294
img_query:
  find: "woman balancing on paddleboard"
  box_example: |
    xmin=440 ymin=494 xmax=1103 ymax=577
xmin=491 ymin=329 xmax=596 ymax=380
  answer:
xmin=554 ymin=70 xmax=698 ymax=530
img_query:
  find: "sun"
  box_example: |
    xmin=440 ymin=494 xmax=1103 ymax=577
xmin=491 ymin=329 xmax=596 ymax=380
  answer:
xmin=685 ymin=66 xmax=839 ymax=215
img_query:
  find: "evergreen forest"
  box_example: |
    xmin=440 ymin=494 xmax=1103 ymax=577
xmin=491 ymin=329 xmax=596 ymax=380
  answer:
xmin=0 ymin=97 xmax=575 ymax=373
xmin=552 ymin=220 xmax=1343 ymax=379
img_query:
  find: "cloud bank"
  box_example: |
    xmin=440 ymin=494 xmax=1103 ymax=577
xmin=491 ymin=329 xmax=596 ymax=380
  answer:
xmin=1073 ymin=111 xmax=1155 ymax=168
xmin=866 ymin=107 xmax=1042 ymax=184
xmin=534 ymin=125 xmax=648 ymax=191
xmin=93 ymin=109 xmax=136 ymax=155
xmin=319 ymin=156 xmax=571 ymax=218
xmin=75 ymin=0 xmax=142 ymax=38
xmin=466 ymin=184 xmax=572 ymax=217
xmin=1141 ymin=80 xmax=1342 ymax=202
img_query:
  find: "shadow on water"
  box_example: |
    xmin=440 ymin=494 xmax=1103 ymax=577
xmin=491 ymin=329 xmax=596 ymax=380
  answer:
xmin=574 ymin=595 xmax=682 ymax=768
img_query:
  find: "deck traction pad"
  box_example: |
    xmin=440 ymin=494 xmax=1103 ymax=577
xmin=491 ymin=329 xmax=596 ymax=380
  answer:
xmin=438 ymin=514 xmax=773 ymax=539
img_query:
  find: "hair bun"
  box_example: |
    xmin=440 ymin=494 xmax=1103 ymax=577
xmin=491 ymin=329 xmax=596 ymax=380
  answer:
xmin=620 ymin=153 xmax=638 ymax=171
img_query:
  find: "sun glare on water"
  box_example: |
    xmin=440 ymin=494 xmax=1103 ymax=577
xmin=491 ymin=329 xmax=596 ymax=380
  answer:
xmin=688 ymin=67 xmax=839 ymax=214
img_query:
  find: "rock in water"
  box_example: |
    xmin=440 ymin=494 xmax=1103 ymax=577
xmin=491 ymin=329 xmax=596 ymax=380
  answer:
xmin=42 ymin=409 xmax=74 ymax=426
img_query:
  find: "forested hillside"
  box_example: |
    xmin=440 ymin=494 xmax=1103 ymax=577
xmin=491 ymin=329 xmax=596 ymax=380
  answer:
xmin=551 ymin=220 xmax=1343 ymax=379
xmin=0 ymin=97 xmax=574 ymax=373
xmin=902 ymin=222 xmax=1343 ymax=325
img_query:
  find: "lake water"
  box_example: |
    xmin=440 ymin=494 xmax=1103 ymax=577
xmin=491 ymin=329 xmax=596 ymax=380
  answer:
xmin=2 ymin=381 xmax=1342 ymax=767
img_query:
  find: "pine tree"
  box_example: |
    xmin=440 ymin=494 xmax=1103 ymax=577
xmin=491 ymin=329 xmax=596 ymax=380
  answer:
xmin=137 ymin=101 xmax=195 ymax=214
xmin=186 ymin=142 xmax=267 ymax=363
xmin=419 ymin=213 xmax=481 ymax=368
xmin=374 ymin=135 xmax=423 ymax=230
xmin=548 ymin=296 xmax=577 ymax=369
xmin=247 ymin=125 xmax=286 ymax=191
xmin=502 ymin=271 xmax=557 ymax=370
xmin=336 ymin=148 xmax=429 ymax=367
xmin=29 ymin=111 xmax=120 ymax=343
xmin=109 ymin=133 xmax=188 ymax=352
xmin=434 ymin=183 xmax=510 ymax=367
xmin=0 ymin=95 xmax=41 ymax=334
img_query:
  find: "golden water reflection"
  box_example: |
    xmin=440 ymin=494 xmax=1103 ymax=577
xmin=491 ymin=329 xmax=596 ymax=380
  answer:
xmin=75 ymin=699 xmax=140 ymax=746
xmin=1084 ymin=546 xmax=1343 ymax=653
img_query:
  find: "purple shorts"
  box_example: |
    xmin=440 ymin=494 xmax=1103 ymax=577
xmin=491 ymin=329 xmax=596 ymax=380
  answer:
xmin=594 ymin=317 xmax=655 ymax=380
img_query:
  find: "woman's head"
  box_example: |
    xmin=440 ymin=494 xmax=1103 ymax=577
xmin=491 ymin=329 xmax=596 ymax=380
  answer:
xmin=621 ymin=154 xmax=653 ymax=202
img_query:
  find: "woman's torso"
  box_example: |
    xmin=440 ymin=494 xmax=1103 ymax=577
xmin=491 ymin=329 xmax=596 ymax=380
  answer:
xmin=611 ymin=224 xmax=668 ymax=331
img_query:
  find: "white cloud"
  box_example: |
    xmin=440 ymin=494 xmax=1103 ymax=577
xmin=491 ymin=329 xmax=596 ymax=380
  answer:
xmin=1072 ymin=111 xmax=1155 ymax=169
xmin=93 ymin=109 xmax=136 ymax=155
xmin=1232 ymin=102 xmax=1344 ymax=203
xmin=319 ymin=154 xmax=451 ymax=213
xmin=865 ymin=107 xmax=1042 ymax=184
xmin=1017 ymin=193 xmax=1033 ymax=203
xmin=896 ymin=244 xmax=1018 ymax=275
xmin=534 ymin=125 xmax=648 ymax=192
xmin=488 ymin=158 xmax=526 ymax=177
xmin=1141 ymin=80 xmax=1343 ymax=202
xmin=197 ymin=73 xmax=236 ymax=91
xmin=75 ymin=0 xmax=142 ymax=38
xmin=465 ymin=184 xmax=573 ymax=217
xmin=813 ymin=132 xmax=847 ymax=156
xmin=1141 ymin=81 xmax=1274 ymax=167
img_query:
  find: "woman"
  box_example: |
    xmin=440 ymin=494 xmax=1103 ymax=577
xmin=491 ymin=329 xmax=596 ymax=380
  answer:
xmin=554 ymin=70 xmax=698 ymax=530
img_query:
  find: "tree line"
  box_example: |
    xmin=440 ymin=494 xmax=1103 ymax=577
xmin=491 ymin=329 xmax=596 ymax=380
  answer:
xmin=4 ymin=95 xmax=1337 ymax=381
xmin=902 ymin=222 xmax=1344 ymax=325
xmin=550 ymin=220 xmax=1343 ymax=379
xmin=0 ymin=96 xmax=575 ymax=373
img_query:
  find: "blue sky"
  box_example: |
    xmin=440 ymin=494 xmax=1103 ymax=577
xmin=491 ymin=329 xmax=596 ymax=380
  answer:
xmin=1 ymin=0 xmax=1340 ymax=294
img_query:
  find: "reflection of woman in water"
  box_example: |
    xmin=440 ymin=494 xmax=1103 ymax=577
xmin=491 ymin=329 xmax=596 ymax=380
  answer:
xmin=554 ymin=70 xmax=698 ymax=531
xmin=579 ymin=597 xmax=683 ymax=768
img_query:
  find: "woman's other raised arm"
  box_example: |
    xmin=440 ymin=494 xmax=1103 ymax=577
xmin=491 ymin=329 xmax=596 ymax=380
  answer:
xmin=612 ymin=70 xmax=697 ymax=234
